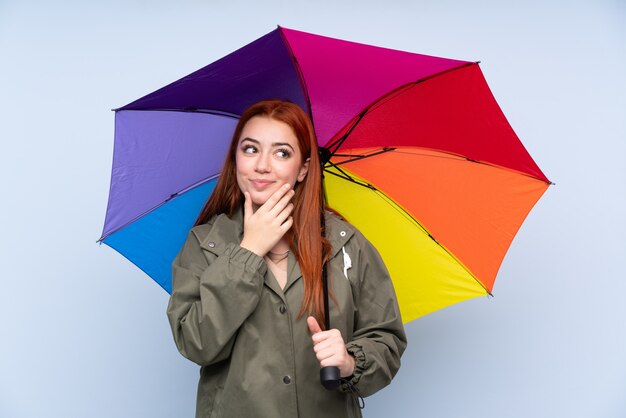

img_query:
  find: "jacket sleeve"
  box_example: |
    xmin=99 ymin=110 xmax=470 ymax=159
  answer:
xmin=166 ymin=228 xmax=267 ymax=366
xmin=342 ymin=231 xmax=407 ymax=397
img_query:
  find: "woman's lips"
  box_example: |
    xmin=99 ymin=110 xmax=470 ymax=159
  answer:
xmin=250 ymin=179 xmax=275 ymax=190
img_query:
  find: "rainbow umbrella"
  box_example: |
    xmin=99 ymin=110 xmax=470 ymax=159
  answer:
xmin=100 ymin=26 xmax=551 ymax=323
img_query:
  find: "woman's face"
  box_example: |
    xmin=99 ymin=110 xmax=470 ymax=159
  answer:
xmin=235 ymin=116 xmax=309 ymax=210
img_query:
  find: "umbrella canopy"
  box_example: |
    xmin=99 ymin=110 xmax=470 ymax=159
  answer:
xmin=100 ymin=26 xmax=551 ymax=322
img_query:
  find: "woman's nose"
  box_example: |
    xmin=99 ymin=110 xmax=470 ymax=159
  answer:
xmin=254 ymin=153 xmax=271 ymax=173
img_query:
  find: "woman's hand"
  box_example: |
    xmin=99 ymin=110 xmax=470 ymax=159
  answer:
xmin=307 ymin=316 xmax=355 ymax=378
xmin=239 ymin=183 xmax=295 ymax=257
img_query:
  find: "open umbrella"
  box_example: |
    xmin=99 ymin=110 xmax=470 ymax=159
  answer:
xmin=99 ymin=26 xmax=551 ymax=323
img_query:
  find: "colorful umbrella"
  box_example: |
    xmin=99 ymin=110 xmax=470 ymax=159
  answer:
xmin=100 ymin=26 xmax=551 ymax=323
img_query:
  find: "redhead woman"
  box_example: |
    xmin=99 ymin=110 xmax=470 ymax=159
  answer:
xmin=167 ymin=99 xmax=406 ymax=418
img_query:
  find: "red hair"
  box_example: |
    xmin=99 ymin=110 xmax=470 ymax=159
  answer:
xmin=195 ymin=99 xmax=332 ymax=329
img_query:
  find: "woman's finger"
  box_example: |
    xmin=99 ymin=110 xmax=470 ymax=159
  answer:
xmin=243 ymin=192 xmax=253 ymax=219
xmin=312 ymin=328 xmax=341 ymax=345
xmin=268 ymin=188 xmax=295 ymax=217
xmin=320 ymin=357 xmax=340 ymax=368
xmin=314 ymin=345 xmax=338 ymax=360
xmin=275 ymin=203 xmax=294 ymax=225
xmin=313 ymin=335 xmax=343 ymax=355
xmin=279 ymin=216 xmax=293 ymax=234
xmin=258 ymin=183 xmax=291 ymax=214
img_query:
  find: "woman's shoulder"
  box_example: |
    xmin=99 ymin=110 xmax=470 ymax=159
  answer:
xmin=325 ymin=209 xmax=356 ymax=234
xmin=324 ymin=209 xmax=371 ymax=251
xmin=188 ymin=214 xmax=218 ymax=238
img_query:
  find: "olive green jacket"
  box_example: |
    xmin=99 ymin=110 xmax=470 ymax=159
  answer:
xmin=167 ymin=208 xmax=406 ymax=418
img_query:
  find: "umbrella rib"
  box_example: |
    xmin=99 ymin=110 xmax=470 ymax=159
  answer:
xmin=323 ymin=164 xmax=376 ymax=190
xmin=325 ymin=110 xmax=368 ymax=154
xmin=369 ymin=188 xmax=492 ymax=296
xmin=324 ymin=167 xmax=490 ymax=296
xmin=277 ymin=26 xmax=315 ymax=124
xmin=393 ymin=148 xmax=554 ymax=185
xmin=323 ymin=62 xmax=479 ymax=154
xmin=112 ymin=107 xmax=241 ymax=119
xmin=362 ymin=62 xmax=479 ymax=117
xmin=331 ymin=147 xmax=396 ymax=166
xmin=97 ymin=173 xmax=220 ymax=243
xmin=334 ymin=146 xmax=551 ymax=185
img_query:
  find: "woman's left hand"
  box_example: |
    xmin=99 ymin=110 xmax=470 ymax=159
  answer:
xmin=307 ymin=316 xmax=355 ymax=378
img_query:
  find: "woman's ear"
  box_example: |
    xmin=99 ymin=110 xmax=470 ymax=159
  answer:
xmin=297 ymin=158 xmax=310 ymax=182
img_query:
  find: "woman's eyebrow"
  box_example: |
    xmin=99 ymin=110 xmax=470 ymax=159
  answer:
xmin=272 ymin=142 xmax=295 ymax=150
xmin=240 ymin=137 xmax=260 ymax=144
xmin=240 ymin=137 xmax=294 ymax=150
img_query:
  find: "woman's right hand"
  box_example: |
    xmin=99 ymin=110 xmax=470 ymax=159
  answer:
xmin=239 ymin=183 xmax=295 ymax=257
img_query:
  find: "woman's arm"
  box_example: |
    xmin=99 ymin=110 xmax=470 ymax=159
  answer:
xmin=166 ymin=228 xmax=266 ymax=366
xmin=167 ymin=186 xmax=295 ymax=366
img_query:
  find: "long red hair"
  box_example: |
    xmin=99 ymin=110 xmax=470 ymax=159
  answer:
xmin=195 ymin=99 xmax=332 ymax=329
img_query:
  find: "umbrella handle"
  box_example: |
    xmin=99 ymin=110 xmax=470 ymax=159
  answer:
xmin=320 ymin=366 xmax=341 ymax=390
xmin=318 ymin=214 xmax=342 ymax=390
xmin=319 ymin=258 xmax=341 ymax=390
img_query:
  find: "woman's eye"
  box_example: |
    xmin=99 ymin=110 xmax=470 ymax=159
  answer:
xmin=276 ymin=148 xmax=291 ymax=158
xmin=242 ymin=145 xmax=257 ymax=154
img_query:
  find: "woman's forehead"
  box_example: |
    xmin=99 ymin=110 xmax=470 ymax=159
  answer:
xmin=239 ymin=116 xmax=298 ymax=145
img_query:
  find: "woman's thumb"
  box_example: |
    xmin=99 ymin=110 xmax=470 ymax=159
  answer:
xmin=307 ymin=316 xmax=322 ymax=334
xmin=243 ymin=192 xmax=252 ymax=218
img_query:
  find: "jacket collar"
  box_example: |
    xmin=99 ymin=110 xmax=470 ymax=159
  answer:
xmin=325 ymin=210 xmax=355 ymax=258
xmin=198 ymin=207 xmax=244 ymax=255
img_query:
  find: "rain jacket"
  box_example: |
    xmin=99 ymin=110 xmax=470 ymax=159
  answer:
xmin=167 ymin=207 xmax=406 ymax=418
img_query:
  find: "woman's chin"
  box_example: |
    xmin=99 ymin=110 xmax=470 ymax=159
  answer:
xmin=249 ymin=193 xmax=270 ymax=209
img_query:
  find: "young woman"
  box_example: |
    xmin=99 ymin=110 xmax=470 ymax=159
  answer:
xmin=167 ymin=99 xmax=406 ymax=418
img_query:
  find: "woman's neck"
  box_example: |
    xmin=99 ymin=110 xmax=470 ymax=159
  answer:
xmin=269 ymin=239 xmax=290 ymax=255
xmin=265 ymin=238 xmax=290 ymax=290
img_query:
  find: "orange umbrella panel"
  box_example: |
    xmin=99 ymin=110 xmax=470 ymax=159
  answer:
xmin=325 ymin=148 xmax=549 ymax=321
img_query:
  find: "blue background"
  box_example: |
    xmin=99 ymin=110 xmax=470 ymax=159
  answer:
xmin=1 ymin=1 xmax=625 ymax=417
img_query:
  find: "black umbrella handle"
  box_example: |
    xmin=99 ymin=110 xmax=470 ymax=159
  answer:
xmin=320 ymin=261 xmax=341 ymax=390
xmin=320 ymin=366 xmax=341 ymax=390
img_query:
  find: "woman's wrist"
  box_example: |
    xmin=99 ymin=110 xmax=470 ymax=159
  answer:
xmin=239 ymin=239 xmax=265 ymax=257
xmin=342 ymin=353 xmax=356 ymax=378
